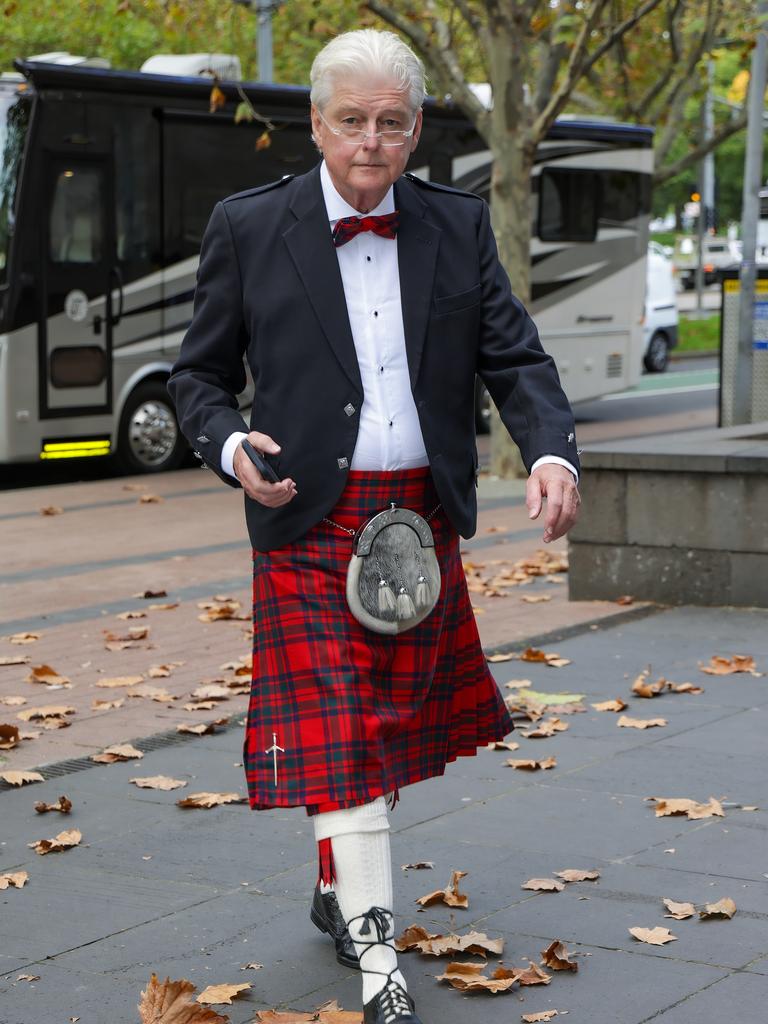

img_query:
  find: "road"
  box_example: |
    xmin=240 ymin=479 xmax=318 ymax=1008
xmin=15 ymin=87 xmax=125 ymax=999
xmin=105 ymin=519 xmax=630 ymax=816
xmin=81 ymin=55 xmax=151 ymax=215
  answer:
xmin=676 ymin=282 xmax=721 ymax=313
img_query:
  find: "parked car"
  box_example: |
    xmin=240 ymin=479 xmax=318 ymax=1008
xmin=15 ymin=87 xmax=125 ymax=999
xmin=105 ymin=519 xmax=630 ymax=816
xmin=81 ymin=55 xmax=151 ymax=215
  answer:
xmin=673 ymin=234 xmax=740 ymax=290
xmin=643 ymin=248 xmax=679 ymax=373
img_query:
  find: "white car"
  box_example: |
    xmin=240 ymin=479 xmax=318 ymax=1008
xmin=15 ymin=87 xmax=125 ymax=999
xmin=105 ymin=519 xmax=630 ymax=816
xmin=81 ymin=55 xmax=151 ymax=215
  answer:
xmin=643 ymin=247 xmax=679 ymax=373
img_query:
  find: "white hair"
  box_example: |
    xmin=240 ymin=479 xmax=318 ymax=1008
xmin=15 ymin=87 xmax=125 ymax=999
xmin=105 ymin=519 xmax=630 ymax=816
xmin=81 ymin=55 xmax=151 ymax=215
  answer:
xmin=310 ymin=29 xmax=426 ymax=114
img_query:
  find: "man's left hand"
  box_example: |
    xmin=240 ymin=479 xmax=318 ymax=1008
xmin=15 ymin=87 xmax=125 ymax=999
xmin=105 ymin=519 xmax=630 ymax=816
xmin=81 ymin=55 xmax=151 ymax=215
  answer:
xmin=526 ymin=464 xmax=581 ymax=543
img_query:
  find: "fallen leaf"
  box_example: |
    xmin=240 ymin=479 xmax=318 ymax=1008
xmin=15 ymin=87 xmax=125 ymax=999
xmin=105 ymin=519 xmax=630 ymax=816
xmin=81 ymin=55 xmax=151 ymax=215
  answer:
xmin=512 ymin=963 xmax=552 ymax=986
xmin=522 ymin=1012 xmax=562 ymax=1022
xmin=699 ymin=654 xmax=762 ymax=676
xmin=130 ymin=775 xmax=188 ymax=790
xmin=487 ymin=740 xmax=520 ymax=751
xmin=96 ymin=675 xmax=145 ymax=688
xmin=415 ymin=869 xmax=469 ymax=908
xmin=149 ymin=602 xmax=180 ymax=611
xmin=650 ymin=797 xmax=724 ymax=819
xmin=616 ymin=595 xmax=634 ymax=605
xmin=521 ymin=717 xmax=569 ymax=739
xmin=522 ymin=878 xmax=565 ymax=893
xmin=134 ymin=589 xmax=168 ymax=599
xmin=34 ymin=795 xmax=72 ymax=814
xmin=520 ymin=647 xmax=571 ymax=667
xmin=591 ymin=699 xmax=627 ymax=712
xmin=0 ymin=723 xmax=20 ymax=749
xmin=1 ymin=769 xmax=45 ymax=786
xmin=184 ymin=701 xmax=219 ymax=711
xmin=177 ymin=792 xmax=245 ymax=808
xmin=396 ymin=924 xmax=503 ymax=957
xmin=104 ymin=626 xmax=149 ymax=643
xmin=128 ymin=684 xmax=175 ymax=702
xmin=196 ymin=981 xmax=251 ymax=1005
xmin=91 ymin=743 xmax=144 ymax=763
xmin=554 ymin=869 xmax=600 ymax=883
xmin=191 ymin=684 xmax=232 ymax=701
xmin=139 ymin=493 xmax=164 ymax=504
xmin=148 ymin=664 xmax=174 ymax=678
xmin=25 ymin=664 xmax=71 ymax=687
xmin=699 ymin=898 xmax=736 ymax=920
xmin=663 ymin=898 xmax=695 ymax=920
xmin=0 ymin=871 xmax=29 ymax=889
xmin=631 ymin=670 xmax=666 ymax=698
xmin=16 ymin=973 xmax=41 ymax=981
xmin=541 ymin=938 xmax=578 ymax=971
xmin=505 ymin=757 xmax=557 ymax=771
xmin=435 ymin=960 xmax=517 ymax=992
xmin=28 ymin=828 xmax=82 ymax=855
xmin=0 ymin=654 xmax=31 ymax=666
xmin=629 ymin=926 xmax=677 ymax=945
xmin=667 ymin=682 xmax=704 ymax=694
xmin=92 ymin=697 xmax=125 ymax=709
xmin=39 ymin=505 xmax=63 ymax=515
xmin=116 ymin=610 xmax=147 ymax=620
xmin=487 ymin=653 xmax=516 ymax=663
xmin=401 ymin=861 xmax=434 ymax=870
xmin=518 ymin=689 xmax=584 ymax=706
xmin=521 ymin=594 xmax=552 ymax=604
xmin=617 ymin=715 xmax=667 ymax=729
xmin=505 ymin=679 xmax=533 ymax=689
xmin=138 ymin=973 xmax=228 ymax=1022
xmin=240 ymin=962 xmax=264 ymax=970
xmin=9 ymin=632 xmax=40 ymax=644
xmin=0 ymin=695 xmax=27 ymax=705
xmin=177 ymin=719 xmax=229 ymax=735
xmin=17 ymin=705 xmax=75 ymax=721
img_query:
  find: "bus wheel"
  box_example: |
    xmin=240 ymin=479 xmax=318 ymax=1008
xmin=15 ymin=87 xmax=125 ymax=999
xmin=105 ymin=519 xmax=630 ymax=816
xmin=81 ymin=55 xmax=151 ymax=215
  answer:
xmin=115 ymin=382 xmax=187 ymax=473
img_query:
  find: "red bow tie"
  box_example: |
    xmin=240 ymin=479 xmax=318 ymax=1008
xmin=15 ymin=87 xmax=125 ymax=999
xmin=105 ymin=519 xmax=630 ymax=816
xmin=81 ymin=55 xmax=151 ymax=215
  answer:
xmin=332 ymin=212 xmax=399 ymax=247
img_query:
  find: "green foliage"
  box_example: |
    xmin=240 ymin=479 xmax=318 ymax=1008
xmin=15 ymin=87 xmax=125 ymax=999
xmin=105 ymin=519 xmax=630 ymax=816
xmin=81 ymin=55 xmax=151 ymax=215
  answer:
xmin=678 ymin=314 xmax=720 ymax=352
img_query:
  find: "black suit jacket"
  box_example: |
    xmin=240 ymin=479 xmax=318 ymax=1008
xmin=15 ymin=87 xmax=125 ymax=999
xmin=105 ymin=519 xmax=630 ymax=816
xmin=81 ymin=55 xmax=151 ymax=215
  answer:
xmin=168 ymin=164 xmax=579 ymax=551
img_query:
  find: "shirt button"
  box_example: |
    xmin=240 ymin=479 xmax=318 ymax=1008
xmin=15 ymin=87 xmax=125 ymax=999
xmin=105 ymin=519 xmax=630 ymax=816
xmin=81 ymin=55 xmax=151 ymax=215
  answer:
xmin=379 ymin=366 xmax=384 ymax=374
xmin=373 ymin=311 xmax=378 ymax=318
xmin=389 ymin=420 xmax=393 ymax=427
xmin=366 ymin=256 xmax=372 ymax=262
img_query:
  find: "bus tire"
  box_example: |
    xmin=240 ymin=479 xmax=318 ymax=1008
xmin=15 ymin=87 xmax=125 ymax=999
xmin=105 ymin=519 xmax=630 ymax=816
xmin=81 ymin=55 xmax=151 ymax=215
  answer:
xmin=115 ymin=381 xmax=187 ymax=474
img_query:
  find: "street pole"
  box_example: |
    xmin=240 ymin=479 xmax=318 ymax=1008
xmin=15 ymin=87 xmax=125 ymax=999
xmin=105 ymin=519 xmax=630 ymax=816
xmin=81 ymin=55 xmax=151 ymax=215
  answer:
xmin=732 ymin=0 xmax=768 ymax=424
xmin=257 ymin=0 xmax=274 ymax=83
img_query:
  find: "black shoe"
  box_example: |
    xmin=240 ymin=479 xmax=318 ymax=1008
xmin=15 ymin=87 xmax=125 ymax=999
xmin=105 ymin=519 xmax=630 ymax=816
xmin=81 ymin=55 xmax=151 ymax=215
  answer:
xmin=310 ymin=883 xmax=361 ymax=970
xmin=363 ymin=977 xmax=422 ymax=1024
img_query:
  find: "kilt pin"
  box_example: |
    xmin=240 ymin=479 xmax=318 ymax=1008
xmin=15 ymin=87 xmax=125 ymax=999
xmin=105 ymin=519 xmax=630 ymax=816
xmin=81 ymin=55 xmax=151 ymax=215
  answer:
xmin=243 ymin=466 xmax=515 ymax=873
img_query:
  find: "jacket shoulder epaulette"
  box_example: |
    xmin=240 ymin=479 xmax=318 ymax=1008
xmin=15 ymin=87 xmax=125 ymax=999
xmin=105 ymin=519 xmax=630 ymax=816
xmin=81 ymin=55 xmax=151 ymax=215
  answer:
xmin=403 ymin=172 xmax=481 ymax=200
xmin=223 ymin=175 xmax=295 ymax=204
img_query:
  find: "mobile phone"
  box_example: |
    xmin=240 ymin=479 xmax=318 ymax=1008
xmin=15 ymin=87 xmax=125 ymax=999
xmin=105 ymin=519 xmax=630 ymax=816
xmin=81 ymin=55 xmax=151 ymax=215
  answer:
xmin=240 ymin=439 xmax=280 ymax=483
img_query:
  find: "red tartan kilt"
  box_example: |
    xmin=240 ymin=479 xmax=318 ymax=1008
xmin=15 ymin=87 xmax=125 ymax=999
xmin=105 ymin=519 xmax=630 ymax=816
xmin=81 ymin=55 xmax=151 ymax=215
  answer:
xmin=243 ymin=467 xmax=513 ymax=813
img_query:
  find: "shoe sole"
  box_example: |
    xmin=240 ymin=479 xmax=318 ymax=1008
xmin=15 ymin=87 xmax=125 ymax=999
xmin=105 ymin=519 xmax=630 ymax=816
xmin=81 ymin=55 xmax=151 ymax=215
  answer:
xmin=310 ymin=905 xmax=361 ymax=971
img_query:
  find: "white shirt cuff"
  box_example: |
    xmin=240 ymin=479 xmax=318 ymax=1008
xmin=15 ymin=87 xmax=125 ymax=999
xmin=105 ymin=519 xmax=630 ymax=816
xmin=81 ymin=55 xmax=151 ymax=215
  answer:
xmin=530 ymin=455 xmax=579 ymax=484
xmin=221 ymin=431 xmax=249 ymax=479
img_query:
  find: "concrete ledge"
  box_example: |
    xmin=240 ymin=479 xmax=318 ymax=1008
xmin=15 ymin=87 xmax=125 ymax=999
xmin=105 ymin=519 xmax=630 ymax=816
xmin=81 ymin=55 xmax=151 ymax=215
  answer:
xmin=569 ymin=422 xmax=768 ymax=607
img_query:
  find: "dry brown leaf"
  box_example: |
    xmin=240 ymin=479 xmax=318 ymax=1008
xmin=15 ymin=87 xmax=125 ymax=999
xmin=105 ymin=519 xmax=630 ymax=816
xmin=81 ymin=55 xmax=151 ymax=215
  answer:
xmin=699 ymin=654 xmax=761 ymax=676
xmin=128 ymin=684 xmax=175 ymax=702
xmin=34 ymin=795 xmax=72 ymax=814
xmin=617 ymin=715 xmax=667 ymax=729
xmin=138 ymin=973 xmax=229 ymax=1023
xmin=0 ymin=870 xmax=29 ymax=889
xmin=130 ymin=775 xmax=188 ymax=790
xmin=522 ymin=878 xmax=565 ymax=893
xmin=0 ymin=654 xmax=31 ymax=666
xmin=521 ymin=594 xmax=553 ymax=604
xmin=522 ymin=1012 xmax=561 ymax=1023
xmin=148 ymin=664 xmax=173 ymax=678
xmin=9 ymin=632 xmax=40 ymax=644
xmin=554 ymin=869 xmax=600 ymax=883
xmin=699 ymin=898 xmax=736 ymax=920
xmin=96 ymin=675 xmax=145 ymax=688
xmin=177 ymin=791 xmax=245 ymax=809
xmin=91 ymin=743 xmax=144 ymax=763
xmin=17 ymin=704 xmax=75 ymax=721
xmin=184 ymin=701 xmax=219 ymax=711
xmin=591 ymin=699 xmax=627 ymax=712
xmin=139 ymin=493 xmax=164 ymax=504
xmin=0 ymin=723 xmax=20 ymax=749
xmin=505 ymin=757 xmax=557 ymax=771
xmin=1 ymin=769 xmax=44 ymax=786
xmin=1 ymin=695 xmax=27 ymax=705
xmin=28 ymin=828 xmax=82 ymax=855
xmin=39 ymin=505 xmax=64 ymax=515
xmin=541 ymin=938 xmax=578 ymax=971
xmin=116 ymin=610 xmax=147 ymax=620
xmin=487 ymin=653 xmax=516 ymax=663
xmin=92 ymin=697 xmax=125 ymax=710
xmin=512 ymin=963 xmax=552 ymax=986
xmin=631 ymin=670 xmax=667 ymax=698
xmin=197 ymin=599 xmax=248 ymax=623
xmin=435 ymin=961 xmax=517 ymax=993
xmin=650 ymin=796 xmax=724 ymax=819
xmin=240 ymin=962 xmax=264 ymax=971
xmin=134 ymin=589 xmax=168 ymax=599
xmin=519 ymin=647 xmax=571 ymax=667
xmin=629 ymin=926 xmax=677 ymax=945
xmin=401 ymin=862 xmax=434 ymax=870
xmin=25 ymin=664 xmax=71 ymax=687
xmin=487 ymin=740 xmax=520 ymax=751
xmin=196 ymin=982 xmax=251 ymax=1005
xmin=176 ymin=719 xmax=229 ymax=735
xmin=395 ymin=924 xmax=503 ymax=957
xmin=667 ymin=682 xmax=704 ymax=694
xmin=521 ymin=717 xmax=569 ymax=739
xmin=104 ymin=626 xmax=150 ymax=643
xmin=191 ymin=684 xmax=232 ymax=701
xmin=255 ymin=1013 xmax=315 ymax=1023
xmin=663 ymin=899 xmax=695 ymax=920
xmin=149 ymin=602 xmax=180 ymax=611
xmin=415 ymin=869 xmax=469 ymax=908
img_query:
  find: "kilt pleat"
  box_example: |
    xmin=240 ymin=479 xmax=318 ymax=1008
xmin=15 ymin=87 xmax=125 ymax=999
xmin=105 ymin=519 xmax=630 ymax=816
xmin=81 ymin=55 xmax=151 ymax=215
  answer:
xmin=243 ymin=468 xmax=514 ymax=811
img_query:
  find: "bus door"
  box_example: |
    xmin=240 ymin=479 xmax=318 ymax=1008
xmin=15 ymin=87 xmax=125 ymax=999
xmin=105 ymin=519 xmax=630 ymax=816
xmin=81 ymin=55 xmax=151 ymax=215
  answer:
xmin=38 ymin=154 xmax=118 ymax=430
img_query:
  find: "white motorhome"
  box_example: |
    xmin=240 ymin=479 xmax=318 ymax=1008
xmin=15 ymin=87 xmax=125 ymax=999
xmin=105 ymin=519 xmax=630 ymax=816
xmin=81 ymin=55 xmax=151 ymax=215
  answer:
xmin=0 ymin=57 xmax=652 ymax=467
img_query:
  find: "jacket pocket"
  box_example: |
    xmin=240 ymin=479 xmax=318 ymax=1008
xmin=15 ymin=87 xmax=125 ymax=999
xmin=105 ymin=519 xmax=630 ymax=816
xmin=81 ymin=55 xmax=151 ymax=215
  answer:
xmin=433 ymin=282 xmax=482 ymax=316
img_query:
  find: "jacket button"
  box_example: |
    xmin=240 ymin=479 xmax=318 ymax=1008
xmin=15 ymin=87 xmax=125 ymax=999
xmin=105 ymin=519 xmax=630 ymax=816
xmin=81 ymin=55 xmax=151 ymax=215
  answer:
xmin=344 ymin=403 xmax=356 ymax=417
xmin=337 ymin=457 xmax=349 ymax=469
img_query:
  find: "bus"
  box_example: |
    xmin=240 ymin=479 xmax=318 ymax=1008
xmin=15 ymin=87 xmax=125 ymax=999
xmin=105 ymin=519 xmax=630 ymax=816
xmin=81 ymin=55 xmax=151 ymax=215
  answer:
xmin=0 ymin=55 xmax=653 ymax=471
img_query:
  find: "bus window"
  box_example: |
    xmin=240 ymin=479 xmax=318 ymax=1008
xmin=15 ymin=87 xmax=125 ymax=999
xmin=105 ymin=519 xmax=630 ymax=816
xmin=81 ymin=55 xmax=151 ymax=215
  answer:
xmin=0 ymin=91 xmax=29 ymax=285
xmin=538 ymin=167 xmax=598 ymax=243
xmin=49 ymin=166 xmax=103 ymax=264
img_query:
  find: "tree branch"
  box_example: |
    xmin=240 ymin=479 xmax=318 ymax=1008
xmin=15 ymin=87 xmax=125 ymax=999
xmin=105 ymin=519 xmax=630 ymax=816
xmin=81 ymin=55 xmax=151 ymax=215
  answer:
xmin=654 ymin=109 xmax=748 ymax=184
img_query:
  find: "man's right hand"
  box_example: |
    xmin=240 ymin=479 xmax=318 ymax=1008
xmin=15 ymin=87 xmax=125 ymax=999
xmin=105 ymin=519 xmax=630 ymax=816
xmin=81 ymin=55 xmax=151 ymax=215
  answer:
xmin=232 ymin=432 xmax=297 ymax=508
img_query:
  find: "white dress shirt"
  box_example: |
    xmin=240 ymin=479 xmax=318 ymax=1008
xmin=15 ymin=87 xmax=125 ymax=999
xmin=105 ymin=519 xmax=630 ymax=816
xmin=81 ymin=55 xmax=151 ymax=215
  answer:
xmin=221 ymin=162 xmax=576 ymax=482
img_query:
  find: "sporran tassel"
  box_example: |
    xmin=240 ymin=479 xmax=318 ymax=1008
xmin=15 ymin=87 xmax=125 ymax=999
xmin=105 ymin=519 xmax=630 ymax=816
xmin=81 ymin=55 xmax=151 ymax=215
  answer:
xmin=415 ymin=574 xmax=431 ymax=611
xmin=396 ymin=586 xmax=416 ymax=620
xmin=378 ymin=578 xmax=397 ymax=614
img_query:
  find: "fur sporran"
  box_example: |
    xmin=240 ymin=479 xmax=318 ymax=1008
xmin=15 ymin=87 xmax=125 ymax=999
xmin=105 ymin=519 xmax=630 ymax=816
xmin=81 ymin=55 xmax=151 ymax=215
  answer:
xmin=344 ymin=504 xmax=441 ymax=635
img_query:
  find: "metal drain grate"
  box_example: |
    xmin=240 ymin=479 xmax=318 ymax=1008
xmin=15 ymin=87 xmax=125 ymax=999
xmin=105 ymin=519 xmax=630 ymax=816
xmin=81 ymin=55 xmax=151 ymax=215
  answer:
xmin=0 ymin=717 xmax=247 ymax=793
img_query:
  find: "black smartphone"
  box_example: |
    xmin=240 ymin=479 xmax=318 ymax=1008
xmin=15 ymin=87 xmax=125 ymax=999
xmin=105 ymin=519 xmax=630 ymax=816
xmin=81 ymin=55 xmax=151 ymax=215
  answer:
xmin=240 ymin=439 xmax=280 ymax=483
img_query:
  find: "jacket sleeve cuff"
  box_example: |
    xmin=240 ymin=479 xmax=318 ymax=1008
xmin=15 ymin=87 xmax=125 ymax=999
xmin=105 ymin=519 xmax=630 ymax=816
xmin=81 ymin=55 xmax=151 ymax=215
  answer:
xmin=530 ymin=455 xmax=579 ymax=485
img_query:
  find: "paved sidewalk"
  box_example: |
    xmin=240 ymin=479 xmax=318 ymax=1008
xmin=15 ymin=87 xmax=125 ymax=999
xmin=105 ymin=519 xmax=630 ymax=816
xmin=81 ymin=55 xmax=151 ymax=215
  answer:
xmin=2 ymin=602 xmax=767 ymax=1024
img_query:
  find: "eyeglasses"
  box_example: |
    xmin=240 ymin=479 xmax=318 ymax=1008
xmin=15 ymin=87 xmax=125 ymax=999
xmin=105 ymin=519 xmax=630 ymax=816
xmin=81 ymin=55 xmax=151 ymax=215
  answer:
xmin=315 ymin=109 xmax=416 ymax=147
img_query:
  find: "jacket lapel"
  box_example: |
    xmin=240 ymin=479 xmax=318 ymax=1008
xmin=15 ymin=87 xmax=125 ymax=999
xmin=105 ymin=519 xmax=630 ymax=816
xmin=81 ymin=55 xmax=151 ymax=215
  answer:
xmin=394 ymin=177 xmax=441 ymax=388
xmin=283 ymin=167 xmax=362 ymax=394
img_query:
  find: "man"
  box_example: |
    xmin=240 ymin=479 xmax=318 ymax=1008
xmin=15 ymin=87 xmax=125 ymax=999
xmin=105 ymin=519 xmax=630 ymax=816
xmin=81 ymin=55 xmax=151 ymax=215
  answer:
xmin=169 ymin=28 xmax=580 ymax=1024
